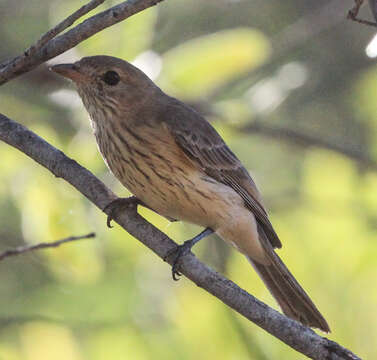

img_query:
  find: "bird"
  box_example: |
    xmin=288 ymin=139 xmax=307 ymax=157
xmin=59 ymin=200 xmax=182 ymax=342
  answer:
xmin=50 ymin=55 xmax=330 ymax=332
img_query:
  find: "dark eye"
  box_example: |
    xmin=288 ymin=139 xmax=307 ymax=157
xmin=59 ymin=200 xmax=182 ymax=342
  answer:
xmin=102 ymin=70 xmax=120 ymax=86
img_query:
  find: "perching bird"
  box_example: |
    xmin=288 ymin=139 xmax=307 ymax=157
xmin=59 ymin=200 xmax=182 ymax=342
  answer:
xmin=51 ymin=55 xmax=329 ymax=332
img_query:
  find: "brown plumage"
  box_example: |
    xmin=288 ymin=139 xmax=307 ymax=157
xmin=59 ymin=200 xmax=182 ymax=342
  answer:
xmin=51 ymin=55 xmax=330 ymax=332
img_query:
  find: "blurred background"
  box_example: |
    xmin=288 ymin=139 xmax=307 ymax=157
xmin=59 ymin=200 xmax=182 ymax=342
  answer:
xmin=1 ymin=0 xmax=377 ymax=358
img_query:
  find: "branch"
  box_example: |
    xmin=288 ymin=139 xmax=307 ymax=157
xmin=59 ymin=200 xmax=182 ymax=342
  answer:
xmin=0 ymin=0 xmax=362 ymax=357
xmin=0 ymin=233 xmax=95 ymax=261
xmin=0 ymin=114 xmax=361 ymax=360
xmin=347 ymin=0 xmax=377 ymax=27
xmin=240 ymin=121 xmax=377 ymax=171
xmin=0 ymin=0 xmax=164 ymax=85
xmin=24 ymin=0 xmax=106 ymax=58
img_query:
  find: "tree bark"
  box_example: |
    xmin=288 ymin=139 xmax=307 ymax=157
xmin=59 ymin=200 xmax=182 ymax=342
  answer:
xmin=0 ymin=0 xmax=363 ymax=358
xmin=0 ymin=113 xmax=360 ymax=360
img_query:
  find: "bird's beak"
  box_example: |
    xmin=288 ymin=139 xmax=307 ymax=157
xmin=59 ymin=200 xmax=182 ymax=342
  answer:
xmin=50 ymin=63 xmax=86 ymax=82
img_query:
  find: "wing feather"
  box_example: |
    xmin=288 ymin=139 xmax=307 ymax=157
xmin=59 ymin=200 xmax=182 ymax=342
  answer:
xmin=163 ymin=100 xmax=282 ymax=249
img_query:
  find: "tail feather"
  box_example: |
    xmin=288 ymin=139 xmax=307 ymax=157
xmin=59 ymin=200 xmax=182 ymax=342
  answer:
xmin=247 ymin=229 xmax=330 ymax=332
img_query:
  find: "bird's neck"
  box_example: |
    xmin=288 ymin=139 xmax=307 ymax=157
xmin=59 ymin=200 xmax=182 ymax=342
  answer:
xmin=78 ymin=84 xmax=166 ymax=137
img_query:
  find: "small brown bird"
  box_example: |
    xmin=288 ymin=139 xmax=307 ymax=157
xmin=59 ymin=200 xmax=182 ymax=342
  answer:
xmin=51 ymin=55 xmax=329 ymax=332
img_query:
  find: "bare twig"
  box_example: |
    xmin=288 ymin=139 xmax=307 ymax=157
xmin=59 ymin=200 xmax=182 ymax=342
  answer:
xmin=0 ymin=0 xmax=363 ymax=357
xmin=0 ymin=0 xmax=105 ymax=71
xmin=0 ymin=112 xmax=361 ymax=360
xmin=239 ymin=122 xmax=377 ymax=171
xmin=0 ymin=0 xmax=164 ymax=85
xmin=0 ymin=233 xmax=95 ymax=261
xmin=347 ymin=0 xmax=377 ymax=27
xmin=26 ymin=0 xmax=106 ymax=57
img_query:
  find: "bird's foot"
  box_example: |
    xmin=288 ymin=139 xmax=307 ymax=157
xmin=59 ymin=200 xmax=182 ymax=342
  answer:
xmin=104 ymin=196 xmax=141 ymax=228
xmin=164 ymin=228 xmax=213 ymax=281
xmin=164 ymin=239 xmax=197 ymax=281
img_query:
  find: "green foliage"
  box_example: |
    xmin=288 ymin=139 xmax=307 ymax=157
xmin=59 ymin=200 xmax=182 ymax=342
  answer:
xmin=0 ymin=1 xmax=376 ymax=359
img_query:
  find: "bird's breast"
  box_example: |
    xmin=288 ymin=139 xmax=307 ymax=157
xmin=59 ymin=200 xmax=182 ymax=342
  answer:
xmin=91 ymin=118 xmax=244 ymax=228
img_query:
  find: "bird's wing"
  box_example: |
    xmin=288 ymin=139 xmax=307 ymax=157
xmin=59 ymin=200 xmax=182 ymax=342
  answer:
xmin=164 ymin=101 xmax=281 ymax=249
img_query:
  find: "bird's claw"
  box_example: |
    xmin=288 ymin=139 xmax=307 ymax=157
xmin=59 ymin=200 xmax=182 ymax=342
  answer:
xmin=164 ymin=240 xmax=194 ymax=281
xmin=103 ymin=196 xmax=140 ymax=228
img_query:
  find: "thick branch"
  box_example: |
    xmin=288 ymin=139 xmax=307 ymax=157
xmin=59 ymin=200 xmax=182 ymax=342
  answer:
xmin=0 ymin=0 xmax=362 ymax=356
xmin=0 ymin=233 xmax=95 ymax=261
xmin=0 ymin=113 xmax=360 ymax=360
xmin=0 ymin=0 xmax=164 ymax=85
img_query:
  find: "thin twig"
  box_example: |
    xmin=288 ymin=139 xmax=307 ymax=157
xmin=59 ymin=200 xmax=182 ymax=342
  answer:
xmin=347 ymin=0 xmax=377 ymax=27
xmin=0 ymin=0 xmax=363 ymax=356
xmin=26 ymin=0 xmax=106 ymax=57
xmin=348 ymin=0 xmax=366 ymax=20
xmin=0 ymin=0 xmax=105 ymax=71
xmin=0 ymin=0 xmax=164 ymax=85
xmin=0 ymin=113 xmax=361 ymax=360
xmin=0 ymin=233 xmax=95 ymax=261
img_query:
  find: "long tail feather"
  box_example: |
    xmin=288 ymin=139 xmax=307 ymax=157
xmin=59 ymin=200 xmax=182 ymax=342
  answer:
xmin=247 ymin=228 xmax=330 ymax=332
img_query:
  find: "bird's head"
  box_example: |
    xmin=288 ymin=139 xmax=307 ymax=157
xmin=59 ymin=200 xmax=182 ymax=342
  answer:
xmin=50 ymin=55 xmax=158 ymax=118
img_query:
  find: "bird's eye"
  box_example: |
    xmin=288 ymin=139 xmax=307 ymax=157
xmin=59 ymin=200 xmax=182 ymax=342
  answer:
xmin=102 ymin=70 xmax=120 ymax=86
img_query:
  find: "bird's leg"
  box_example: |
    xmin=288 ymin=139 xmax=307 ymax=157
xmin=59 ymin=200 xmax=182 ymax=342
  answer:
xmin=164 ymin=227 xmax=213 ymax=281
xmin=104 ymin=196 xmax=142 ymax=228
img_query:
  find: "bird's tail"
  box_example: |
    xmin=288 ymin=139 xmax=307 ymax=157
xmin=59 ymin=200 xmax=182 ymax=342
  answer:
xmin=246 ymin=247 xmax=330 ymax=332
